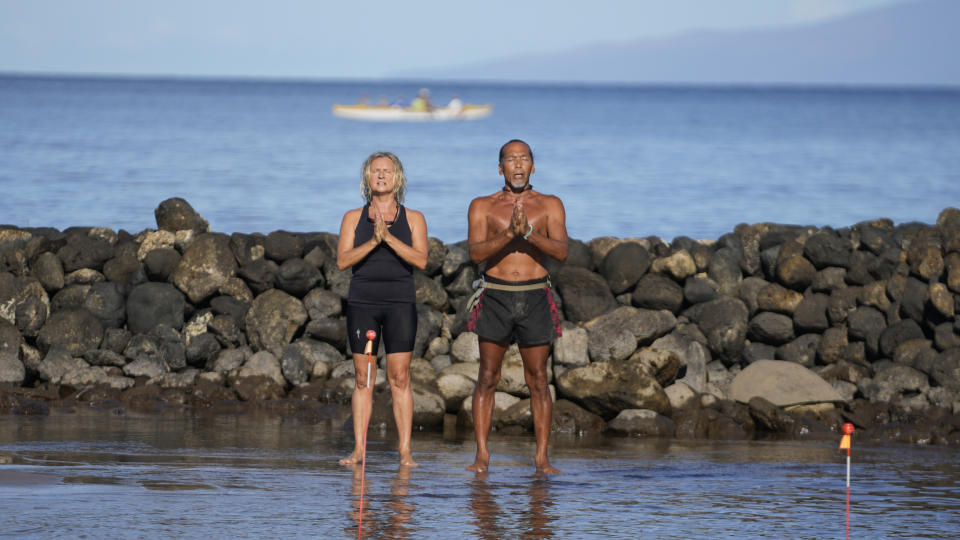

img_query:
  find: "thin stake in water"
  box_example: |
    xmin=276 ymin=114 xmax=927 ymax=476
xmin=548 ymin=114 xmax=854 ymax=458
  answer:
xmin=838 ymin=422 xmax=855 ymax=540
xmin=357 ymin=329 xmax=377 ymax=539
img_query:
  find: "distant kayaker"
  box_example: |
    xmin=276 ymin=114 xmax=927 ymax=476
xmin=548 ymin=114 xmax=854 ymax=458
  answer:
xmin=337 ymin=151 xmax=429 ymax=468
xmin=409 ymin=88 xmax=434 ymax=111
xmin=465 ymin=139 xmax=569 ymax=475
xmin=447 ymin=94 xmax=463 ymax=114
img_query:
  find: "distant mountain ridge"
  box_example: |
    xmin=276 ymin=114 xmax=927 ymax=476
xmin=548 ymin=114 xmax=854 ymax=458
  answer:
xmin=395 ymin=0 xmax=959 ymax=86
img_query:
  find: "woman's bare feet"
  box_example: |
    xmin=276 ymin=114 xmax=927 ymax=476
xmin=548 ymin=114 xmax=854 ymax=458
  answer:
xmin=339 ymin=451 xmax=363 ymax=466
xmin=399 ymin=453 xmax=419 ymax=467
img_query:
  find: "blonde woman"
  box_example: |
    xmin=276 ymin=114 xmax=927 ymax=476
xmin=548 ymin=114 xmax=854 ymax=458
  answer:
xmin=337 ymin=151 xmax=428 ymax=467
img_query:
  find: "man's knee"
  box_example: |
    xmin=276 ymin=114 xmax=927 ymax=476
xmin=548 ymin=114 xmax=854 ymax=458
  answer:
xmin=475 ymin=369 xmax=500 ymax=392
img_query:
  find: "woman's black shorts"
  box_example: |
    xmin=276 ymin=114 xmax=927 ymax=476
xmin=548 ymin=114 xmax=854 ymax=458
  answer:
xmin=346 ymin=302 xmax=417 ymax=355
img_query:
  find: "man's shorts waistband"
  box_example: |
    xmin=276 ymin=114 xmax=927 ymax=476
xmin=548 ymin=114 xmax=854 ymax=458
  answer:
xmin=481 ymin=274 xmax=551 ymax=287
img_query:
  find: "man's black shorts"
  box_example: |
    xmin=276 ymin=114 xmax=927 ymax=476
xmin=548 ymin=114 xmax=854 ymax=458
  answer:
xmin=467 ymin=275 xmax=562 ymax=346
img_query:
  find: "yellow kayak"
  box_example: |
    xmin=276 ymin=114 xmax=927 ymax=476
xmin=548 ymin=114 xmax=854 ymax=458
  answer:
xmin=331 ymin=103 xmax=493 ymax=122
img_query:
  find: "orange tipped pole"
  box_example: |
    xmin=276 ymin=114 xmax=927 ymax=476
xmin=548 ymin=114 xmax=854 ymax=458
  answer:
xmin=839 ymin=422 xmax=854 ymax=540
xmin=358 ymin=329 xmax=377 ymax=538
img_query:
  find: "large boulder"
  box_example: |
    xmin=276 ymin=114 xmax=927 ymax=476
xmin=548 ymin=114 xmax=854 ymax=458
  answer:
xmin=280 ymin=338 xmax=340 ymax=386
xmin=413 ymin=303 xmax=443 ymax=359
xmin=684 ymin=297 xmax=749 ymax=365
xmin=0 ymin=320 xmax=24 ymax=385
xmin=747 ymin=312 xmax=795 ymax=345
xmin=599 ymin=242 xmax=651 ymax=295
xmin=236 ymin=350 xmax=286 ymax=388
xmin=304 ymin=317 xmax=347 ymax=351
xmin=803 ymin=230 xmax=850 ymax=269
xmin=245 ymin=289 xmax=308 ymax=357
xmin=126 ymin=282 xmax=185 ymax=334
xmin=729 ymin=360 xmax=843 ymax=406
xmin=847 ymin=306 xmax=886 ymax=357
xmin=32 ymin=251 xmax=64 ymax=292
xmin=0 ymin=276 xmax=50 ymax=338
xmin=684 ymin=275 xmax=720 ymax=305
xmin=144 ymin=248 xmax=181 ymax=282
xmin=415 ymin=272 xmax=448 ymax=311
xmin=553 ymin=322 xmax=589 ymax=370
xmin=551 ymin=399 xmax=608 ymax=434
xmin=62 ymin=365 xmax=135 ymax=390
xmin=862 ymin=364 xmax=930 ymax=403
xmin=584 ymin=306 xmax=676 ymax=363
xmin=275 ymin=258 xmax=322 ymax=297
xmin=608 ymin=409 xmax=676 ymax=437
xmin=303 ymin=288 xmax=342 ymax=320
xmin=769 ymin=267 xmax=815 ymax=307
xmin=707 ymin=246 xmax=742 ymax=295
xmin=37 ymin=348 xmax=89 ymax=384
xmin=450 ymin=332 xmax=480 ymax=363
xmin=36 ymin=309 xmax=103 ymax=355
xmin=776 ymin=333 xmax=821 ymax=368
xmin=930 ymin=348 xmax=960 ymax=392
xmin=437 ymin=372 xmax=476 ymax=412
xmin=172 ymin=233 xmax=238 ymax=303
xmin=631 ymin=274 xmax=684 ymax=313
xmin=238 ymin=259 xmax=279 ymax=295
xmin=792 ymin=293 xmax=830 ymax=333
xmin=555 ymin=266 xmax=617 ymax=323
xmin=56 ymin=231 xmax=115 ymax=272
xmin=651 ymin=250 xmax=697 ymax=281
xmin=154 ymin=197 xmax=209 ymax=234
xmin=879 ymin=319 xmax=925 ymax=359
xmin=264 ymin=230 xmax=304 ymax=262
xmin=556 ymin=356 xmax=670 ymax=419
xmin=82 ymin=282 xmax=126 ymax=329
xmin=651 ymin=332 xmax=710 ymax=393
xmin=776 ymin=255 xmax=816 ymax=291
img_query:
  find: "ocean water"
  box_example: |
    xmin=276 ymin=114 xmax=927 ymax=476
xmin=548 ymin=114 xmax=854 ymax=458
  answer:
xmin=2 ymin=75 xmax=959 ymax=243
xmin=2 ymin=410 xmax=959 ymax=539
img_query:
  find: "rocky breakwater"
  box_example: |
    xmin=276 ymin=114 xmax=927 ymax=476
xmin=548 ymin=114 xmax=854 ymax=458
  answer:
xmin=1 ymin=198 xmax=959 ymax=446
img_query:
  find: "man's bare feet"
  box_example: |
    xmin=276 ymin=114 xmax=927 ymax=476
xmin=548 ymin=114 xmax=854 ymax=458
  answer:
xmin=339 ymin=451 xmax=363 ymax=466
xmin=399 ymin=453 xmax=419 ymax=467
xmin=466 ymin=451 xmax=490 ymax=473
xmin=535 ymin=458 xmax=561 ymax=475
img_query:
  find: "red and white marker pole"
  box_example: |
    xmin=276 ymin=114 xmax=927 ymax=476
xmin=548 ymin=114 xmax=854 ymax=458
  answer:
xmin=838 ymin=422 xmax=855 ymax=540
xmin=358 ymin=329 xmax=377 ymax=539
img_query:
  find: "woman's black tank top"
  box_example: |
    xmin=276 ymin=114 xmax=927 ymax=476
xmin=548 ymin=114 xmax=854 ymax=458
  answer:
xmin=347 ymin=204 xmax=416 ymax=304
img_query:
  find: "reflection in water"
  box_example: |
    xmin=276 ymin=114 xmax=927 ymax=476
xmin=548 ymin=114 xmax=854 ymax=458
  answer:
xmin=346 ymin=463 xmax=416 ymax=538
xmin=346 ymin=463 xmax=379 ymax=538
xmin=384 ymin=465 xmax=415 ymax=539
xmin=526 ymin=477 xmax=554 ymax=539
xmin=469 ymin=473 xmax=504 ymax=540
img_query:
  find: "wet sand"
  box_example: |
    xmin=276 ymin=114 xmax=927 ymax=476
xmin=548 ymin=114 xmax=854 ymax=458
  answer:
xmin=2 ymin=408 xmax=959 ymax=538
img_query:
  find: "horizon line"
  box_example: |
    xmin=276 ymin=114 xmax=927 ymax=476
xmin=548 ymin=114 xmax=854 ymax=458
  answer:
xmin=2 ymin=70 xmax=959 ymax=93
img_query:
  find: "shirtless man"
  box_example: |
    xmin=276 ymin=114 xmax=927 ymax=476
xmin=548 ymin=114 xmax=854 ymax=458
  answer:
xmin=466 ymin=139 xmax=568 ymax=474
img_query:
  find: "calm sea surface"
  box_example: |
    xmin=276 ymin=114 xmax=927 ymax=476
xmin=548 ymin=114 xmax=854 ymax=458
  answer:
xmin=1 ymin=75 xmax=959 ymax=242
xmin=1 ymin=410 xmax=959 ymax=539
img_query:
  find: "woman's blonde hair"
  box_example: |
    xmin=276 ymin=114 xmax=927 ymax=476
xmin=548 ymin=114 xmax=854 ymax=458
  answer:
xmin=360 ymin=151 xmax=406 ymax=204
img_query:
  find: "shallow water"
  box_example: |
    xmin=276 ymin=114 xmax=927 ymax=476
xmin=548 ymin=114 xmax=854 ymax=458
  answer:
xmin=1 ymin=409 xmax=958 ymax=539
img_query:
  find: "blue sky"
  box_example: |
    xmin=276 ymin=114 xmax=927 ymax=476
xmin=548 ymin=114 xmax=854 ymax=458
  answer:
xmin=0 ymin=0 xmax=908 ymax=79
